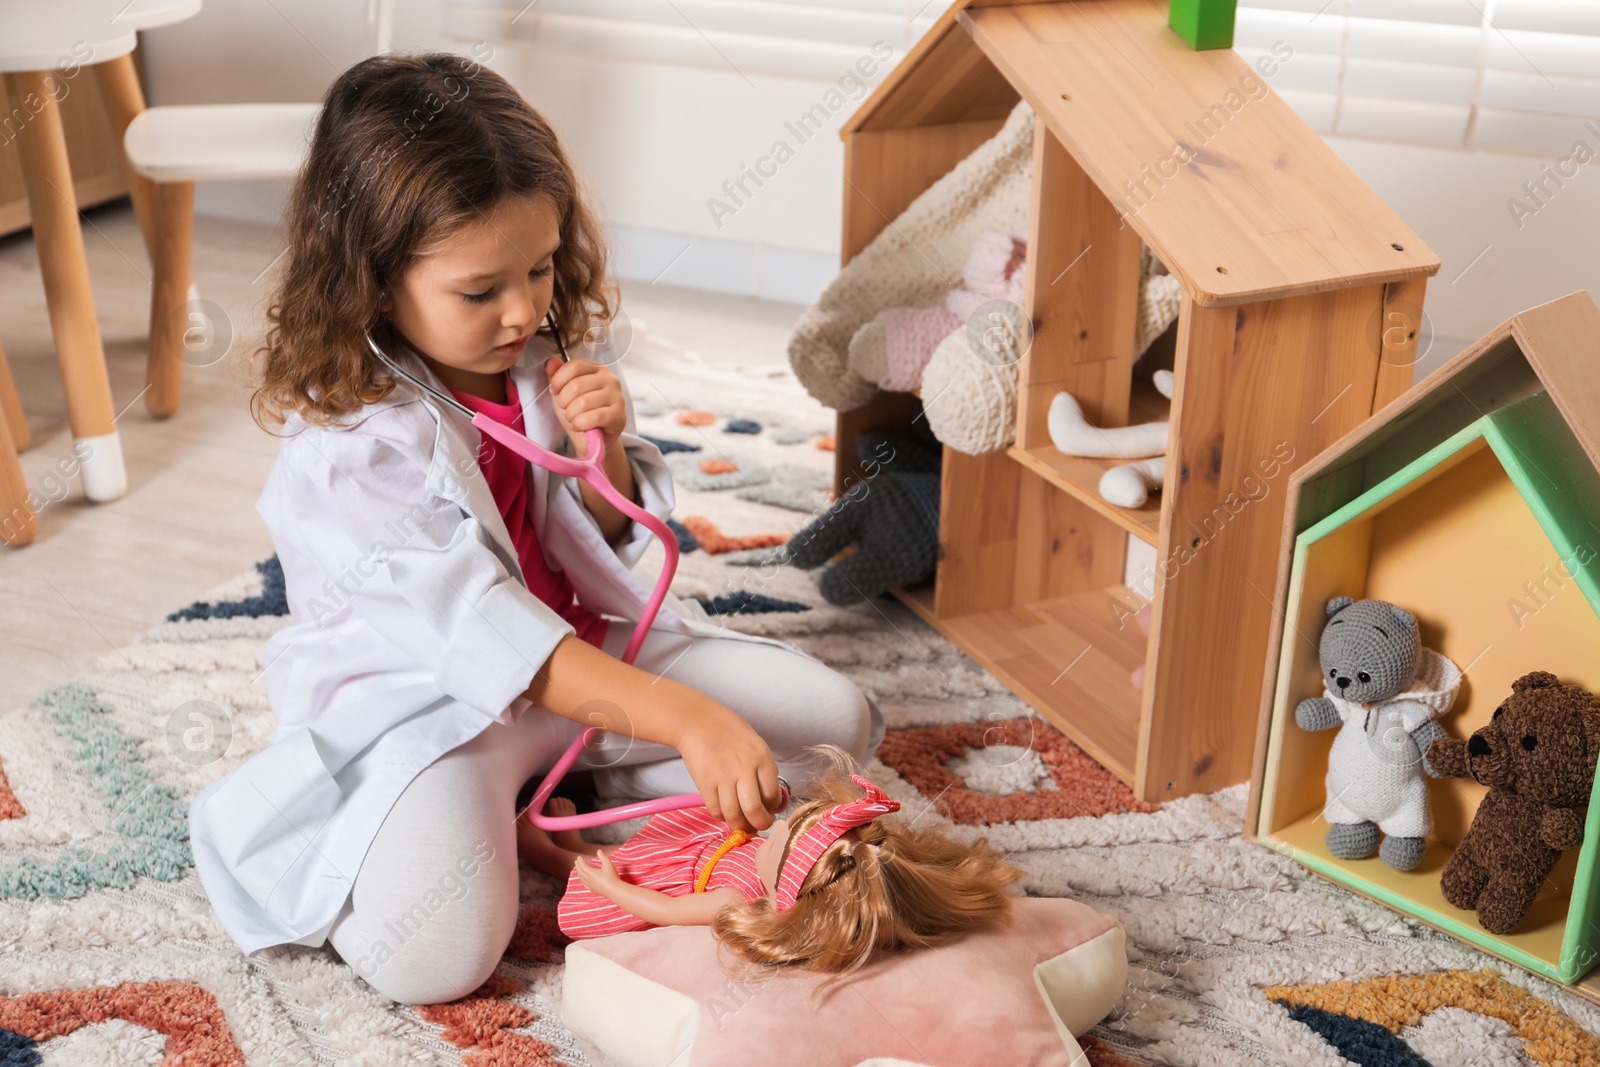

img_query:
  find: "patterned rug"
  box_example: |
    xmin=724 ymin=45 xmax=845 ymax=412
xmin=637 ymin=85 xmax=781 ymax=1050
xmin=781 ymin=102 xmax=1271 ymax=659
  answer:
xmin=3 ymin=326 xmax=1599 ymax=1066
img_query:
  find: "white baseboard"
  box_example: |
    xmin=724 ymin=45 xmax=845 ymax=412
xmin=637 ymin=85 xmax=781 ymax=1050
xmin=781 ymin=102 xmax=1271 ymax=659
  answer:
xmin=191 ymin=191 xmax=835 ymax=307
xmin=609 ymin=223 xmax=836 ymax=306
xmin=195 ymin=180 xmax=293 ymax=228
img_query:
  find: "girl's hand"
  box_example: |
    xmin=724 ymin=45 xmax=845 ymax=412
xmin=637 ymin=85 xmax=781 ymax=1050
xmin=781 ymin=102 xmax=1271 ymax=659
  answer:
xmin=673 ymin=699 xmax=782 ymax=834
xmin=545 ymin=356 xmax=626 ymax=459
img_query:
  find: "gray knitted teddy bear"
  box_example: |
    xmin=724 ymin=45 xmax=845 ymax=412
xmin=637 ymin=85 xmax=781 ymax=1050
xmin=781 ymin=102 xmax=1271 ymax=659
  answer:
xmin=780 ymin=427 xmax=940 ymax=606
xmin=1295 ymin=597 xmax=1462 ymax=871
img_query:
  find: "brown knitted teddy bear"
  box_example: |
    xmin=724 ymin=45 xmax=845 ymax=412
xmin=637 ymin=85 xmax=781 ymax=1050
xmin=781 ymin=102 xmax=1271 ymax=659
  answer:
xmin=1425 ymin=671 xmax=1600 ymax=934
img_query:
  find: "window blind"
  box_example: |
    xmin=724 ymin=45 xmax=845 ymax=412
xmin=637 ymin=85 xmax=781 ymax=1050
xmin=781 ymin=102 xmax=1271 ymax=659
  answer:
xmin=444 ymin=0 xmax=941 ymax=80
xmin=449 ymin=0 xmax=1598 ymax=153
xmin=1234 ymin=0 xmax=1600 ymax=154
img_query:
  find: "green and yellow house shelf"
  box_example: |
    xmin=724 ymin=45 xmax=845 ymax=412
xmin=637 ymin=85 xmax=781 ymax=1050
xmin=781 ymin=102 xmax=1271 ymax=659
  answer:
xmin=1247 ymin=290 xmax=1600 ymax=1000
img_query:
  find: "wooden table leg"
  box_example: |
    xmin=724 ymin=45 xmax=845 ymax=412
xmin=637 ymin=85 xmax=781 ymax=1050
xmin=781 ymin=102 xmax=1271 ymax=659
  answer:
xmin=0 ymin=342 xmax=38 ymax=547
xmin=0 ymin=340 xmax=29 ymax=455
xmin=4 ymin=69 xmax=127 ymax=503
xmin=96 ymin=51 xmax=189 ymax=418
xmin=93 ymin=54 xmax=159 ymax=254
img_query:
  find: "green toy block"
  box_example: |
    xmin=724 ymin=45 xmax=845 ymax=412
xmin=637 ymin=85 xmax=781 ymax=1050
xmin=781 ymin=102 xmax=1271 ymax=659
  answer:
xmin=1168 ymin=0 xmax=1236 ymax=50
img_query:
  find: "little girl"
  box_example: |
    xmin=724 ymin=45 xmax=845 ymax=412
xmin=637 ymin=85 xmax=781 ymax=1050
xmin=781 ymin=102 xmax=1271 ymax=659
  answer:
xmin=525 ymin=745 xmax=1020 ymax=986
xmin=187 ymin=52 xmax=884 ymax=1006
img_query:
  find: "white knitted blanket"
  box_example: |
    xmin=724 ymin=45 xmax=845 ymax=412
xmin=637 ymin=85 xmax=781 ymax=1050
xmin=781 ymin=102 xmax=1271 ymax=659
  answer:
xmin=789 ymin=100 xmax=1036 ymax=415
xmin=788 ymin=99 xmax=1183 ymax=454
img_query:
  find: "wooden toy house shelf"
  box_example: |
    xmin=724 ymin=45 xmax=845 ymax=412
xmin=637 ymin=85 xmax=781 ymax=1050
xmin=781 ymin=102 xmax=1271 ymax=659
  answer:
xmin=831 ymin=0 xmax=1440 ymax=802
xmin=1247 ymin=292 xmax=1600 ymax=1001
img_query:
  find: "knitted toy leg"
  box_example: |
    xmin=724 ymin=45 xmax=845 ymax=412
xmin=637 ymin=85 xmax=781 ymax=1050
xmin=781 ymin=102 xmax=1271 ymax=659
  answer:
xmin=918 ymin=300 xmax=1026 ymax=456
xmin=847 ymin=306 xmax=964 ymax=392
xmin=1100 ymin=457 xmax=1165 ymax=508
xmin=1325 ymin=821 xmax=1380 ymax=859
xmin=781 ymin=492 xmax=867 ymax=572
xmin=815 ymin=471 xmax=941 ymax=606
xmin=960 ymin=228 xmax=1028 ymax=296
xmin=785 ymin=428 xmax=944 ymax=577
xmin=1379 ymin=835 xmax=1426 ymax=871
xmin=1047 ymin=393 xmax=1169 ymax=458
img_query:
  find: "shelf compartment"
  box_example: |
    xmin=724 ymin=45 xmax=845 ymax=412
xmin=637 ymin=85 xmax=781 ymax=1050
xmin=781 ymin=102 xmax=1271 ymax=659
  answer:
xmin=836 ymin=0 xmax=1440 ymax=807
xmin=1007 ymin=374 xmax=1172 ymax=546
xmin=897 ymin=583 xmax=1148 ymax=784
xmin=1007 ymin=446 xmax=1160 ymax=544
xmin=1270 ymin=813 xmax=1574 ymax=972
xmin=1255 ymin=384 xmax=1600 ymax=986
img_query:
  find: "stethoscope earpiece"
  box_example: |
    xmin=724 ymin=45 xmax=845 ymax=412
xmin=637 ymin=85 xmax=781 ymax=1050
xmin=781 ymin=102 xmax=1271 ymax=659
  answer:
xmin=365 ymin=305 xmax=573 ymax=419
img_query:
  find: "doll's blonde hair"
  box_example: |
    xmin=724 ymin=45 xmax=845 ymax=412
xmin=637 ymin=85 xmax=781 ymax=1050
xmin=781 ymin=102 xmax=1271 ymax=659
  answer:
xmin=711 ymin=745 xmax=1021 ymax=993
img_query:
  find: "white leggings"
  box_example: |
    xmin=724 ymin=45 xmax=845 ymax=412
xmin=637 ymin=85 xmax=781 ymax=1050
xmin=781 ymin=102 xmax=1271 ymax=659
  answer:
xmin=325 ymin=619 xmax=884 ymax=1004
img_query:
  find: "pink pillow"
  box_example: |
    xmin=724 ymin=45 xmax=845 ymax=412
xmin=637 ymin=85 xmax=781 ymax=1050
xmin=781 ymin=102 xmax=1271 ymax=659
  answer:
xmin=560 ymin=896 xmax=1125 ymax=1066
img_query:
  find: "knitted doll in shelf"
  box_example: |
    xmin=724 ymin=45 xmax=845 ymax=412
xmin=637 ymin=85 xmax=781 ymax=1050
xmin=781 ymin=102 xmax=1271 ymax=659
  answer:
xmin=787 ymin=98 xmax=1183 ymax=457
xmin=1426 ymin=671 xmax=1600 ymax=933
xmin=525 ymin=746 xmax=1019 ymax=987
xmin=841 ymin=232 xmax=1183 ymax=460
xmin=1294 ymin=597 xmax=1462 ymax=871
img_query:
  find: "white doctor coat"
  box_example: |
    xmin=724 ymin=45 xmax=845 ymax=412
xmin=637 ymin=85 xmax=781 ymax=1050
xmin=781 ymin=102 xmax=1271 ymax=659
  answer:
xmin=188 ymin=333 xmax=810 ymax=956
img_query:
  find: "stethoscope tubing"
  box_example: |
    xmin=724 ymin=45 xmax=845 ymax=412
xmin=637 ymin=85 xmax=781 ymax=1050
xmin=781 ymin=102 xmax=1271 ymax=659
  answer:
xmin=364 ymin=312 xmax=788 ymax=830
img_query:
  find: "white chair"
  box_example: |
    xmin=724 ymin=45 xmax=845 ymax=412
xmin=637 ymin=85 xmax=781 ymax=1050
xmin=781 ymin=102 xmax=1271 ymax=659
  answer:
xmin=120 ymin=102 xmax=319 ymax=416
xmin=89 ymin=0 xmax=317 ymax=420
xmin=113 ymin=0 xmax=395 ymax=417
xmin=89 ymin=0 xmax=200 ymax=419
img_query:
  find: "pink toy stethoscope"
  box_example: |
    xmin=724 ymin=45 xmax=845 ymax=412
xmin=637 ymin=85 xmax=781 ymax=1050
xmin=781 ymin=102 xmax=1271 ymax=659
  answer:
xmin=365 ymin=311 xmax=791 ymax=832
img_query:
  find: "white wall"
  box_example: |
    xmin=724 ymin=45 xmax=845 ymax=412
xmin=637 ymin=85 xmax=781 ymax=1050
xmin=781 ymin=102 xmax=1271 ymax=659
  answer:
xmin=138 ymin=2 xmax=1600 ymax=345
xmin=139 ymin=1 xmax=880 ymax=303
xmin=483 ymin=39 xmax=883 ymax=304
xmin=1321 ymin=135 xmax=1600 ymax=369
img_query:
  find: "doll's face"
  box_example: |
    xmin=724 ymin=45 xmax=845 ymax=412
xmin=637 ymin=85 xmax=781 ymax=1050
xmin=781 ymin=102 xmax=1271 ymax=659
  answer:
xmin=756 ymin=819 xmax=790 ymax=897
xmin=380 ymin=192 xmax=560 ymax=399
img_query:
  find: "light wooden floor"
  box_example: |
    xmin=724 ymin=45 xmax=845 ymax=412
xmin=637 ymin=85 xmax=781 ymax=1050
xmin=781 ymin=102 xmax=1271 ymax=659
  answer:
xmin=0 ymin=201 xmax=804 ymax=706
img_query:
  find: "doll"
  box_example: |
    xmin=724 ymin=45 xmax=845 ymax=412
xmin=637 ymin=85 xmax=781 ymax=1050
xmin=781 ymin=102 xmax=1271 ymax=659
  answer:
xmin=521 ymin=745 xmax=1021 ymax=985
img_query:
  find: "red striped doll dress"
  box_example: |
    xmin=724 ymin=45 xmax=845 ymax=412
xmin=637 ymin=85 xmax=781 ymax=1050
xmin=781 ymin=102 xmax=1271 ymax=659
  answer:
xmin=557 ymin=806 xmax=767 ymax=938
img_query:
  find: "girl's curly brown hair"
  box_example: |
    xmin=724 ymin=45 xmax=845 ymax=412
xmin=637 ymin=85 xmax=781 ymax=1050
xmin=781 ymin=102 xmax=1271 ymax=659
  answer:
xmin=251 ymin=51 xmax=615 ymax=429
xmin=711 ymin=745 xmax=1022 ymax=995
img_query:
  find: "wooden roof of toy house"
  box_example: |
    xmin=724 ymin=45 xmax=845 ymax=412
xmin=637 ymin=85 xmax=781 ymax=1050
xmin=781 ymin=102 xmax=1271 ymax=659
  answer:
xmin=841 ymin=0 xmax=1440 ymax=307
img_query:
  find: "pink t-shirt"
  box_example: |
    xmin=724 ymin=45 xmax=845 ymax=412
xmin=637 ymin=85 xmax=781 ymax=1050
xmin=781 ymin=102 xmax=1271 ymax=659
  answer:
xmin=448 ymin=373 xmax=610 ymax=650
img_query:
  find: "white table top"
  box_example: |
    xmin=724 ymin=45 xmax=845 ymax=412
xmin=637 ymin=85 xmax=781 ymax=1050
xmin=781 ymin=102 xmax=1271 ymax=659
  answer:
xmin=0 ymin=0 xmax=201 ymax=73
